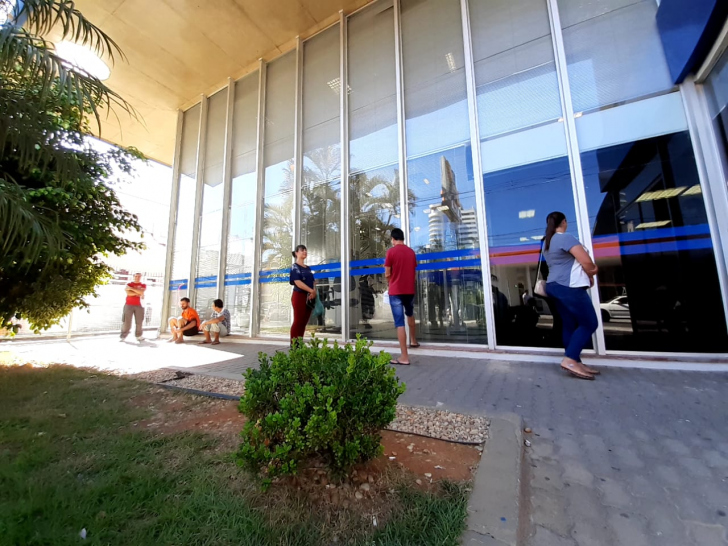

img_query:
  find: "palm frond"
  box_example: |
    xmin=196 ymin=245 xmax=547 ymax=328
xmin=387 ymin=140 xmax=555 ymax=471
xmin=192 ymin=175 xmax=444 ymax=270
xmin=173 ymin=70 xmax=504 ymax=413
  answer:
xmin=0 ymin=177 xmax=66 ymax=264
xmin=0 ymin=26 xmax=136 ymax=129
xmin=12 ymin=0 xmax=125 ymax=63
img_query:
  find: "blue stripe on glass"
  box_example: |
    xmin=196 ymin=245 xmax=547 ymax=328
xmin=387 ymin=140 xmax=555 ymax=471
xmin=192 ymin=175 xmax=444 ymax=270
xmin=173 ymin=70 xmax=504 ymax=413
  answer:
xmin=614 ymin=224 xmax=710 ymax=243
xmin=259 ymin=268 xmax=289 ymax=278
xmin=225 ymin=272 xmax=252 ymax=280
xmin=350 ymin=267 xmax=385 ymax=276
xmin=416 ymin=258 xmax=482 ymax=272
xmin=350 ymin=257 xmax=385 ymax=268
xmin=168 ymin=283 xmax=188 ymax=291
xmin=620 ymin=238 xmax=713 ymax=255
xmin=309 ymin=263 xmax=342 ymax=272
xmin=224 ymin=279 xmax=252 ymax=286
xmin=260 ymin=276 xmax=289 ymax=284
xmin=313 ymin=272 xmax=341 ymax=280
xmin=417 ymin=248 xmax=479 ymax=261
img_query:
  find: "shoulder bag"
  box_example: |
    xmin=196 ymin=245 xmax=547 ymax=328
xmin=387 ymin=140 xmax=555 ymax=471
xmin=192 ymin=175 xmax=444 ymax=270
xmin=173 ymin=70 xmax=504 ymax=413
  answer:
xmin=534 ymin=242 xmax=548 ymax=298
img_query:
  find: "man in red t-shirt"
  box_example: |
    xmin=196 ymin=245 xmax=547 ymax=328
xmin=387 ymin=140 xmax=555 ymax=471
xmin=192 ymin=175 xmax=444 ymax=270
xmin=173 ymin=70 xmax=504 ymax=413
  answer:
xmin=384 ymin=228 xmax=419 ymax=365
xmin=120 ymin=273 xmax=146 ymax=343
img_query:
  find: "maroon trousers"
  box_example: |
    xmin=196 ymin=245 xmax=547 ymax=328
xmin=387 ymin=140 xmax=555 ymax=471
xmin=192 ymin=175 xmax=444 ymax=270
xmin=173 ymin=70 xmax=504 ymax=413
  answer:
xmin=291 ymin=290 xmax=312 ymax=343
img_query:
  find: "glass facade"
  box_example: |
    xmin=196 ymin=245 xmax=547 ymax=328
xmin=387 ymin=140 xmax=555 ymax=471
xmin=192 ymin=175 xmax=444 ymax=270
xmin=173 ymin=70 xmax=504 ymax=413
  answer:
xmin=194 ymin=89 xmax=227 ymax=319
xmin=705 ymin=50 xmax=728 ymax=182
xmin=225 ymin=72 xmax=259 ymax=334
xmin=560 ymin=0 xmax=728 ymax=352
xmin=164 ymin=0 xmax=728 ymax=355
xmin=301 ymin=25 xmax=342 ymax=336
xmin=168 ymin=104 xmax=201 ymax=318
xmin=259 ymin=52 xmax=297 ymax=336
xmin=348 ymin=0 xmax=399 ymax=340
xmin=472 ymin=0 xmax=577 ymax=348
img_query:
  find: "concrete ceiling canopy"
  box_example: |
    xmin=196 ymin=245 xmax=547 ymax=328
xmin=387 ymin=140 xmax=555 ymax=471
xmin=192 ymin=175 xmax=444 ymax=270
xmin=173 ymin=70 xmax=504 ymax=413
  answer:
xmin=67 ymin=0 xmax=373 ymax=165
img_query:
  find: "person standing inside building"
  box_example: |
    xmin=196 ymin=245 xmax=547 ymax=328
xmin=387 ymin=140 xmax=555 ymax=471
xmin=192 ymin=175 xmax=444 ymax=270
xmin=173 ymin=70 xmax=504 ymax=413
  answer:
xmin=385 ymin=228 xmax=419 ymax=365
xmin=199 ymin=299 xmax=231 ymax=345
xmin=120 ymin=272 xmax=146 ymax=343
xmin=542 ymin=211 xmax=599 ymax=380
xmin=167 ymin=297 xmax=200 ymax=343
xmin=289 ymin=244 xmax=316 ymax=345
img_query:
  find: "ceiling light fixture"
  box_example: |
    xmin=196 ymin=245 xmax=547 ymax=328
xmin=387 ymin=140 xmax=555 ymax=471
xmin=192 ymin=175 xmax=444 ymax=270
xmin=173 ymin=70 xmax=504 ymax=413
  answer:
xmin=682 ymin=185 xmax=702 ymax=196
xmin=635 ymin=187 xmax=687 ymax=203
xmin=635 ymin=220 xmax=671 ymax=230
xmin=445 ymin=52 xmax=457 ymax=72
xmin=55 ymin=41 xmax=111 ymax=80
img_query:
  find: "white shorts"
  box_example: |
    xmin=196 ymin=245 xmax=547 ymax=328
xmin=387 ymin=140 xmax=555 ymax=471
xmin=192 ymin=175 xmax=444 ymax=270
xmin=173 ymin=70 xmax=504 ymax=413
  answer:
xmin=203 ymin=322 xmax=228 ymax=336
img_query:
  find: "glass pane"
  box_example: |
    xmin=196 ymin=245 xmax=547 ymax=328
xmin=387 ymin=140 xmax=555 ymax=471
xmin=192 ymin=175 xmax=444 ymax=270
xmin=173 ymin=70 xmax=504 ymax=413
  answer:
xmin=471 ymin=0 xmax=580 ymax=348
xmin=559 ymin=0 xmax=674 ymax=113
xmin=168 ymin=104 xmax=200 ymax=318
xmin=705 ymin=50 xmax=728 ymax=178
xmin=194 ymin=89 xmax=227 ymax=318
xmin=471 ymin=0 xmax=561 ymax=137
xmin=582 ymin=130 xmax=728 ymax=352
xmin=301 ymin=25 xmax=342 ymax=336
xmin=225 ymin=72 xmax=259 ymax=334
xmin=402 ymin=0 xmax=486 ymax=344
xmin=348 ymin=0 xmax=400 ymax=340
xmin=259 ymin=52 xmax=296 ymax=336
xmin=560 ymin=0 xmax=728 ymax=352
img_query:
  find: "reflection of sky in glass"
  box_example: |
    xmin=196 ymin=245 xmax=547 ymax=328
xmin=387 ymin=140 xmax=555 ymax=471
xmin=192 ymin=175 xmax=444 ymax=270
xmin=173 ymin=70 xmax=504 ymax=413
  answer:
xmin=475 ymin=62 xmax=562 ymax=138
xmin=171 ymin=174 xmax=196 ymax=279
xmin=408 ymin=146 xmax=476 ymax=252
xmin=263 ymin=154 xmax=293 ymax=197
xmin=349 ymin=124 xmax=398 ymax=175
xmin=405 ymin=99 xmax=470 ymax=157
xmin=484 ymin=156 xmax=575 ymax=248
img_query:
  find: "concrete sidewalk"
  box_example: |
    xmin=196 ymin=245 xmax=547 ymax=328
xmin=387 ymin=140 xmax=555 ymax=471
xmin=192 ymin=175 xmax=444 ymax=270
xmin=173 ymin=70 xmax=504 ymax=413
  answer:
xmin=3 ymin=335 xmax=728 ymax=545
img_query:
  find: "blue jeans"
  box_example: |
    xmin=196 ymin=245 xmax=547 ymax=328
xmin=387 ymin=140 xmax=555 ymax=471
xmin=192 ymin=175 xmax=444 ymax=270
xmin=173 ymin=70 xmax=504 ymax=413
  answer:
xmin=389 ymin=294 xmax=414 ymax=328
xmin=545 ymin=283 xmax=598 ymax=361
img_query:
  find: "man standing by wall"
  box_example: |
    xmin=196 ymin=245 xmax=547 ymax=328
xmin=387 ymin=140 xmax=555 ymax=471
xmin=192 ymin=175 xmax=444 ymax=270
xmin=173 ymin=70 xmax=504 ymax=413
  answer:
xmin=120 ymin=273 xmax=146 ymax=343
xmin=385 ymin=228 xmax=419 ymax=365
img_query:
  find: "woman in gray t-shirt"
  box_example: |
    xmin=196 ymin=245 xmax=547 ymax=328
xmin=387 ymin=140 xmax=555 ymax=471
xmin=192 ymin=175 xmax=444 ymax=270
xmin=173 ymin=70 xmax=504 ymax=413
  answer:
xmin=542 ymin=211 xmax=599 ymax=380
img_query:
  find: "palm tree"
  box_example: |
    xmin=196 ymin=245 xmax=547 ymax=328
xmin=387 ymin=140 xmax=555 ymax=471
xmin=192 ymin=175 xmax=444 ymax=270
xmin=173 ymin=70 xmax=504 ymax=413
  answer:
xmin=1 ymin=0 xmax=133 ymax=264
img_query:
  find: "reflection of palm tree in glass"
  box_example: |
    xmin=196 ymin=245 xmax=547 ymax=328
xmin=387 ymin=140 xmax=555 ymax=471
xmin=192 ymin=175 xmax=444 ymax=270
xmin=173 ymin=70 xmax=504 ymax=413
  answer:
xmin=348 ymin=168 xmax=407 ymax=329
xmin=261 ymin=160 xmax=294 ymax=271
xmin=301 ymin=145 xmax=342 ymax=264
xmin=350 ymin=170 xmax=414 ymax=262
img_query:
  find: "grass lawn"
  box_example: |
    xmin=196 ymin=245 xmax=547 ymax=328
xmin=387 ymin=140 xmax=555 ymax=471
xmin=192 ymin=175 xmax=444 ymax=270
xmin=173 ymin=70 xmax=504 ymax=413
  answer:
xmin=0 ymin=365 xmax=469 ymax=545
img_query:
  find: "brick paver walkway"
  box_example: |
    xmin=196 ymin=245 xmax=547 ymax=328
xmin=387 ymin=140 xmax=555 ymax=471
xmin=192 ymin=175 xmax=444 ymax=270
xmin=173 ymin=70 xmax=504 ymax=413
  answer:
xmin=4 ymin=336 xmax=728 ymax=545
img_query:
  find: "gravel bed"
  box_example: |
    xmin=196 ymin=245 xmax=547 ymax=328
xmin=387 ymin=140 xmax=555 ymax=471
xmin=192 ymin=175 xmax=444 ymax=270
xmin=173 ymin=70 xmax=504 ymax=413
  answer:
xmin=125 ymin=371 xmax=488 ymax=445
xmin=124 ymin=369 xmax=180 ymax=383
xmin=164 ymin=375 xmax=245 ymax=397
xmin=387 ymin=405 xmax=488 ymax=445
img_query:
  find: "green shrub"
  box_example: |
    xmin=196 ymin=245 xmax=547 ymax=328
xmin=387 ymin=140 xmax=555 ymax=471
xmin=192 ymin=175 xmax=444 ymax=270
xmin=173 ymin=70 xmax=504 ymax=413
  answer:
xmin=237 ymin=337 xmax=406 ymax=483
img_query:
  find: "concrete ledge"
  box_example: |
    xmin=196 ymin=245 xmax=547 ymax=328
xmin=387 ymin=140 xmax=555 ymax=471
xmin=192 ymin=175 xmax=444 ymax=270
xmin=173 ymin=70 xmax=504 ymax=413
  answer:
xmin=463 ymin=413 xmax=524 ymax=546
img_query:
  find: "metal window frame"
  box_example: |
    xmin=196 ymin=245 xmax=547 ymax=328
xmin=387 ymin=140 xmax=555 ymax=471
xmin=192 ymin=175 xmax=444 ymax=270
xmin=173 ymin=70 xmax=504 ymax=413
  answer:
xmin=393 ymin=0 xmax=410 ymax=244
xmin=160 ymin=110 xmax=185 ymax=331
xmin=188 ymin=95 xmax=209 ymax=311
xmin=695 ymin=16 xmax=728 ymax=82
xmin=340 ymin=10 xmax=351 ymax=342
xmin=459 ymin=0 xmax=497 ymax=350
xmin=218 ymin=78 xmax=235 ymax=302
xmin=250 ymin=60 xmax=267 ymax=337
xmin=293 ymin=37 xmax=304 ymax=249
xmin=679 ymin=78 xmax=728 ymax=335
xmin=546 ymin=0 xmax=607 ymax=354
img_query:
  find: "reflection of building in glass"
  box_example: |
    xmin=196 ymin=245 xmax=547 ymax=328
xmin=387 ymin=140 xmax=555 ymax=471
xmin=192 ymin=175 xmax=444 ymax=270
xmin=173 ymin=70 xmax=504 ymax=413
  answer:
xmin=154 ymin=0 xmax=728 ymax=354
